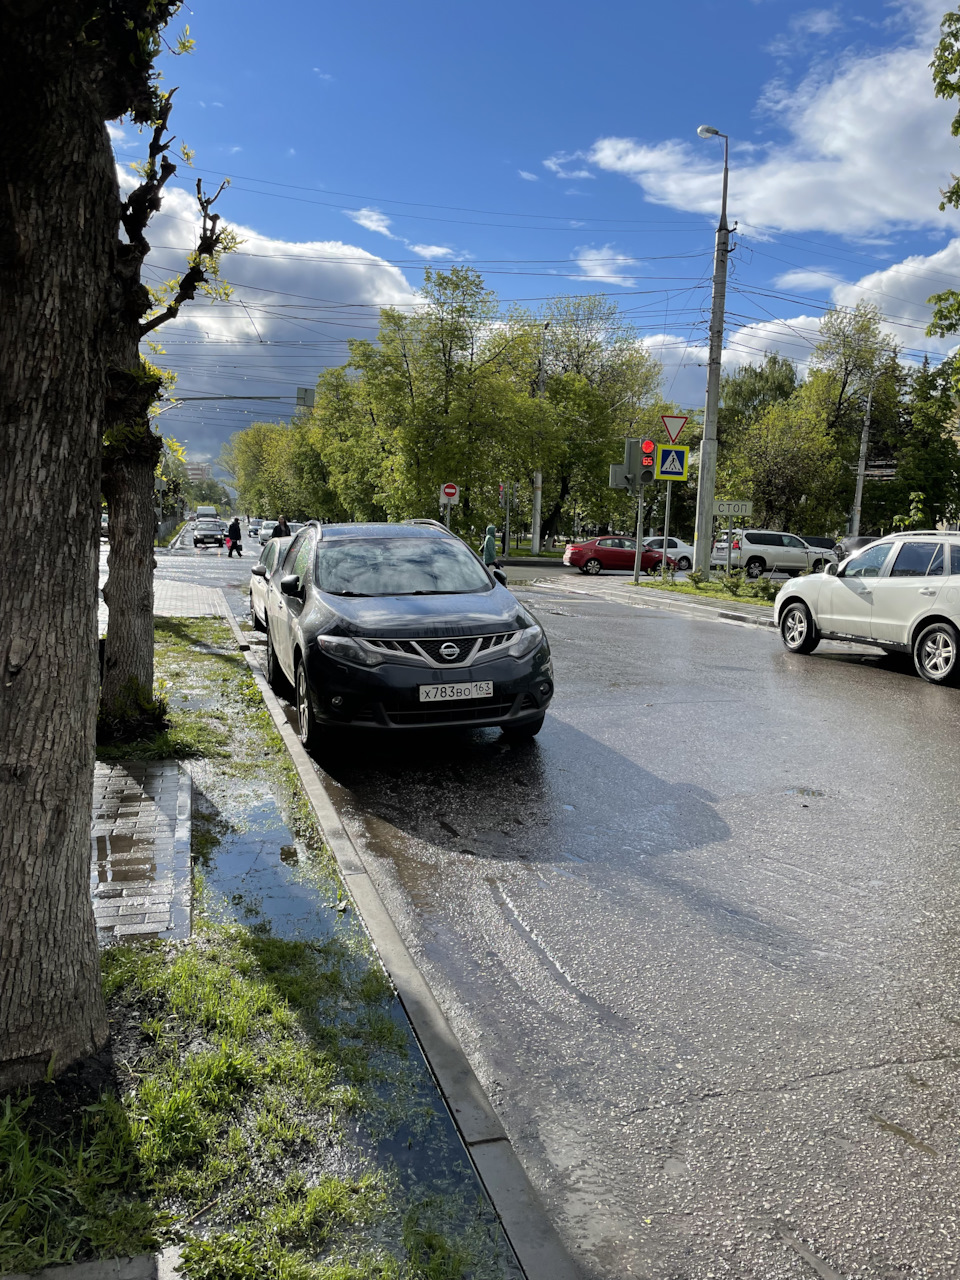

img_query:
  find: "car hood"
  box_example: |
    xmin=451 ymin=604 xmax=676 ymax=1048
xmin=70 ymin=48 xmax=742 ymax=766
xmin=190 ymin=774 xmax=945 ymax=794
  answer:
xmin=314 ymin=585 xmax=533 ymax=639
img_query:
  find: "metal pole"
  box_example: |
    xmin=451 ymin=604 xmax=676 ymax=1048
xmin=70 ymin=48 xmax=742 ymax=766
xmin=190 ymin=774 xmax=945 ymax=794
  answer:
xmin=531 ymin=470 xmax=542 ymax=555
xmin=633 ymin=488 xmax=644 ymax=585
xmin=850 ymin=391 xmax=872 ymax=538
xmin=444 ymin=501 xmax=450 ymax=530
xmin=726 ymin=514 xmax=732 ymax=575
xmin=503 ymin=483 xmax=510 ymax=557
xmin=531 ymin=324 xmax=550 ymax=554
xmin=693 ymin=133 xmax=731 ymax=578
xmin=661 ymin=480 xmax=673 ymax=577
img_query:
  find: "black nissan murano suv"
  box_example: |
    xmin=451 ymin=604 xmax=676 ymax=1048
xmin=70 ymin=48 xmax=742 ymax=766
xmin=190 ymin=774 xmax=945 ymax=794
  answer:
xmin=253 ymin=521 xmax=553 ymax=747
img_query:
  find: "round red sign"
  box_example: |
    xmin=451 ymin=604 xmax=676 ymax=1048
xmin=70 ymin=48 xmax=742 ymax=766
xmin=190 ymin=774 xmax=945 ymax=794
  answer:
xmin=442 ymin=483 xmax=458 ymax=498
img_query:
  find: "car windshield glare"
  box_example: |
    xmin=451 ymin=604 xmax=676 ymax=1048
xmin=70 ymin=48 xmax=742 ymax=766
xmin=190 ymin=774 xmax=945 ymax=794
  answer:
xmin=315 ymin=537 xmax=492 ymax=596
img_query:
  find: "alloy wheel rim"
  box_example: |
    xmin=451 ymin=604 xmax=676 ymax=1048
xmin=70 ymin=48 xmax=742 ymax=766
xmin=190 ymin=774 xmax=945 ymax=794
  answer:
xmin=921 ymin=631 xmax=954 ymax=676
xmin=784 ymin=609 xmax=806 ymax=648
xmin=297 ymin=668 xmax=309 ymax=741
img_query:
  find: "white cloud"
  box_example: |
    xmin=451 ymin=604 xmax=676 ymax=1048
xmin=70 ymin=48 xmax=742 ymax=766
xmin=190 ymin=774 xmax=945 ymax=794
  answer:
xmin=774 ymin=267 xmax=846 ymax=292
xmin=518 ymin=170 xmax=538 ymax=181
xmin=793 ymin=8 xmax=842 ymax=37
xmin=107 ymin=122 xmax=137 ymax=151
xmin=408 ymin=244 xmax=456 ymax=258
xmin=543 ymin=152 xmax=596 ymax=180
xmin=343 ymin=206 xmax=396 ymax=238
xmin=582 ymin=23 xmax=958 ymax=236
xmin=313 ymin=69 xmax=334 ymax=80
xmin=571 ymin=245 xmax=635 ymax=285
xmin=128 ymin=176 xmax=418 ymax=459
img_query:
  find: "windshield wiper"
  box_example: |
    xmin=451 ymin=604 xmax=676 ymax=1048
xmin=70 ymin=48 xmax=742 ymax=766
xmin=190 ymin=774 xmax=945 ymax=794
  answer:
xmin=330 ymin=590 xmax=374 ymax=597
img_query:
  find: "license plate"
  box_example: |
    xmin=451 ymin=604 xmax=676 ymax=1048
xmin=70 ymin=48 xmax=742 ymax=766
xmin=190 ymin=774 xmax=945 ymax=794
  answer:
xmin=419 ymin=681 xmax=493 ymax=702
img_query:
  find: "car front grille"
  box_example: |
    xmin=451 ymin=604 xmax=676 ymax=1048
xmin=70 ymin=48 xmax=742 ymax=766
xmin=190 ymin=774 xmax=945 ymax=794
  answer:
xmin=384 ymin=698 xmax=515 ymax=726
xmin=363 ymin=632 xmax=518 ymax=667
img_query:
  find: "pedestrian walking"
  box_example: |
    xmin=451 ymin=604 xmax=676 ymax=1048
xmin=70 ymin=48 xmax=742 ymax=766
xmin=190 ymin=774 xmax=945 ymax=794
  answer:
xmin=271 ymin=515 xmax=291 ymax=539
xmin=227 ymin=517 xmax=243 ymax=558
xmin=481 ymin=524 xmax=500 ymax=568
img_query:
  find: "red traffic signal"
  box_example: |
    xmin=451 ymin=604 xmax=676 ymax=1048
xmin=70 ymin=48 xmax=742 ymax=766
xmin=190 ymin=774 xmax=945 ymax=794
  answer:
xmin=639 ymin=438 xmax=656 ymax=484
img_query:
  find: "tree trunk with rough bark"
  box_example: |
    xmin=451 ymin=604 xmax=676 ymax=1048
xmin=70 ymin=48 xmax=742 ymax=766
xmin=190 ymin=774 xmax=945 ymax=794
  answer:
xmin=0 ymin=6 xmax=114 ymax=1089
xmin=100 ymin=448 xmax=161 ymax=725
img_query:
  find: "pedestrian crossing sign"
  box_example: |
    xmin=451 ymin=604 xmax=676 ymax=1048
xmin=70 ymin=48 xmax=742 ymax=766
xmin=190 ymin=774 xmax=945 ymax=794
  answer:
xmin=655 ymin=444 xmax=689 ymax=481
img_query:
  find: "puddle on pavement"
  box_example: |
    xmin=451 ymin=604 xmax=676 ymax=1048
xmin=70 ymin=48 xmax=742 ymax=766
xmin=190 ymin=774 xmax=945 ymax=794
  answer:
xmin=193 ymin=781 xmax=521 ymax=1276
xmin=784 ymin=786 xmax=826 ymax=797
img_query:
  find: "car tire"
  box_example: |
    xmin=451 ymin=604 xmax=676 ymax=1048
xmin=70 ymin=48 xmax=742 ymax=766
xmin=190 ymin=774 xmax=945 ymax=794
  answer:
xmin=502 ymin=713 xmax=545 ymax=741
xmin=676 ymin=556 xmax=692 ymax=571
xmin=265 ymin=625 xmax=291 ymax=697
xmin=913 ymin=620 xmax=960 ymax=685
xmin=193 ymin=541 xmax=199 ymax=547
xmin=811 ymin=559 xmax=825 ymax=573
xmin=295 ymin=658 xmax=321 ymax=751
xmin=584 ymin=558 xmax=602 ymax=575
xmin=745 ymin=557 xmax=766 ymax=579
xmin=780 ymin=601 xmax=820 ymax=654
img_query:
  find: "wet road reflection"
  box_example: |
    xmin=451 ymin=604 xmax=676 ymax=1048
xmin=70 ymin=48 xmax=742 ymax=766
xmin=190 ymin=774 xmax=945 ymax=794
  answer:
xmin=264 ymin=586 xmax=960 ymax=1279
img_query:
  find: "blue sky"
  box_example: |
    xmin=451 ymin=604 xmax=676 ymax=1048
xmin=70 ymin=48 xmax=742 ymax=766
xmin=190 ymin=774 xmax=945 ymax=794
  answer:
xmin=113 ymin=0 xmax=960 ymax=460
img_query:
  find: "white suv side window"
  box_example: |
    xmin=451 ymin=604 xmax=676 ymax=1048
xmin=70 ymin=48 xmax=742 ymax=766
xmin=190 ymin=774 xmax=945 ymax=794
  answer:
xmin=890 ymin=542 xmax=942 ymax=577
xmin=844 ymin=543 xmax=892 ymax=578
xmin=782 ymin=535 xmax=806 ymax=548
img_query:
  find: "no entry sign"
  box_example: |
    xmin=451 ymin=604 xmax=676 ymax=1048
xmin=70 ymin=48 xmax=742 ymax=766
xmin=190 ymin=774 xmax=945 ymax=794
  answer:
xmin=440 ymin=483 xmax=460 ymax=505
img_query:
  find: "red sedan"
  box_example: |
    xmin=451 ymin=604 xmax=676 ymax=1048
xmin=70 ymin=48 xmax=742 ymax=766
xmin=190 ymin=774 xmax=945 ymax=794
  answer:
xmin=563 ymin=536 xmax=676 ymax=575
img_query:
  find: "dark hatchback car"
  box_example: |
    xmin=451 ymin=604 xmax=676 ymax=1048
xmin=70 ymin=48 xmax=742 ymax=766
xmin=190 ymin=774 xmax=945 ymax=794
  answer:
xmin=193 ymin=519 xmax=224 ymax=548
xmin=257 ymin=522 xmax=553 ymax=746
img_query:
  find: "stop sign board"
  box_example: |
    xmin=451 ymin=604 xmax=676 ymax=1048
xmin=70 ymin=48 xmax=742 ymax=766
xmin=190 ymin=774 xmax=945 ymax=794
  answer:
xmin=440 ymin=482 xmax=459 ymax=505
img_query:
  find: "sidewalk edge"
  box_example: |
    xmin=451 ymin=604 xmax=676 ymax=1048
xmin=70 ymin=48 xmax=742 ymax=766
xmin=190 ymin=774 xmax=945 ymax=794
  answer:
xmin=216 ymin=598 xmax=581 ymax=1280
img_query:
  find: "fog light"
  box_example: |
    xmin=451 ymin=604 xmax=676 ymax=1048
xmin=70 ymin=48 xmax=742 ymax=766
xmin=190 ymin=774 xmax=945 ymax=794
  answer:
xmin=331 ymin=695 xmax=343 ymax=708
xmin=539 ymin=682 xmax=551 ymax=696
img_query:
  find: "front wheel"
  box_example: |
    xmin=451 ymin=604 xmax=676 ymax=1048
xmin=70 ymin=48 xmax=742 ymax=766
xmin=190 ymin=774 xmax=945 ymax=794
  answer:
xmin=812 ymin=559 xmax=825 ymax=573
xmin=913 ymin=621 xmax=960 ymax=685
xmin=745 ymin=557 xmax=766 ymax=579
xmin=676 ymin=556 xmax=692 ymax=571
xmin=584 ymin=558 xmax=602 ymax=575
xmin=780 ymin=601 xmax=820 ymax=654
xmin=502 ymin=713 xmax=545 ymax=742
xmin=295 ymin=660 xmax=321 ymax=750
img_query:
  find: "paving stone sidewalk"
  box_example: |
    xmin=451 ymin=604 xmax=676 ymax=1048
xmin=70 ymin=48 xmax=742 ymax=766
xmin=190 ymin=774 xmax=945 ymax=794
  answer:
xmin=97 ymin=577 xmax=228 ymax=634
xmin=90 ymin=761 xmax=192 ymax=945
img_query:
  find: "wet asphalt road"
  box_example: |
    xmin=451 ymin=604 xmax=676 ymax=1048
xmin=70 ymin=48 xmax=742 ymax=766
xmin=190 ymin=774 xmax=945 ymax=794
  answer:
xmin=155 ymin=540 xmax=960 ymax=1279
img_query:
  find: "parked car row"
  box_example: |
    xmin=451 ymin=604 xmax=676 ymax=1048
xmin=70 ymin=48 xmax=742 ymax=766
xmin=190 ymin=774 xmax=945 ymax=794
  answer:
xmin=775 ymin=531 xmax=960 ymax=685
xmin=711 ymin=530 xmax=839 ymax=577
xmin=251 ymin=521 xmax=553 ymax=742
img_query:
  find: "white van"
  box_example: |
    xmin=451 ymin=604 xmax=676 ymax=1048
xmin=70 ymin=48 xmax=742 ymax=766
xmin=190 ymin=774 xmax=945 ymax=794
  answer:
xmin=196 ymin=505 xmax=218 ymax=520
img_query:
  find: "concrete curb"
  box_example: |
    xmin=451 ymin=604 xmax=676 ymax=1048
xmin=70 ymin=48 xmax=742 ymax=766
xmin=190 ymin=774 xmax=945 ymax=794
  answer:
xmin=216 ymin=599 xmax=580 ymax=1280
xmin=3 ymin=1246 xmax=182 ymax=1280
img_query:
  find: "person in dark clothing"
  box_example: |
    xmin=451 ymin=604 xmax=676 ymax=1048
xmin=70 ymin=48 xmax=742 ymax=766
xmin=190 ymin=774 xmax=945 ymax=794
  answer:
xmin=271 ymin=515 xmax=291 ymax=539
xmin=227 ymin=517 xmax=243 ymax=557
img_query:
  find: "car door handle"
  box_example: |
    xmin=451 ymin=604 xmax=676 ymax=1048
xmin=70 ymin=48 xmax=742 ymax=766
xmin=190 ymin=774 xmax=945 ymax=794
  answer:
xmin=919 ymin=587 xmax=937 ymax=596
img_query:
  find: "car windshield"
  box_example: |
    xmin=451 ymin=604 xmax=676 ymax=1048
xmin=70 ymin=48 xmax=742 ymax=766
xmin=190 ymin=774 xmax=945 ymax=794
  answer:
xmin=197 ymin=521 xmax=219 ymax=530
xmin=315 ymin=537 xmax=492 ymax=596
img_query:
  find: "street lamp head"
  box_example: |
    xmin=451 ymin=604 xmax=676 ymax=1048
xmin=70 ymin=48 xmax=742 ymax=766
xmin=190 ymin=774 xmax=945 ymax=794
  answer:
xmin=697 ymin=124 xmax=721 ymax=138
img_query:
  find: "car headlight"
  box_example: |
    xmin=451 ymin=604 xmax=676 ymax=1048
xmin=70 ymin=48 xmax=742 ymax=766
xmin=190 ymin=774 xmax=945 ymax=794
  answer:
xmin=507 ymin=623 xmax=544 ymax=659
xmin=316 ymin=635 xmax=383 ymax=667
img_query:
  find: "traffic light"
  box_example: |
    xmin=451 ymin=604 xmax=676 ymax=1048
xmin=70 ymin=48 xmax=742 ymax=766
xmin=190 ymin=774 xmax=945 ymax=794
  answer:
xmin=639 ymin=438 xmax=656 ymax=485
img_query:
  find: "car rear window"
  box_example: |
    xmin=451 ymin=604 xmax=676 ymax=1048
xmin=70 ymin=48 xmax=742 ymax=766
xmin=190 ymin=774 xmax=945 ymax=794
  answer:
xmin=952 ymin=545 xmax=960 ymax=575
xmin=314 ymin=537 xmax=493 ymax=596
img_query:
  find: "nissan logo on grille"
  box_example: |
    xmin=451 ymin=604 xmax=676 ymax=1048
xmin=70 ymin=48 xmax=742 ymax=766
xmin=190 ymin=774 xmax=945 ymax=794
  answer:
xmin=439 ymin=642 xmax=460 ymax=661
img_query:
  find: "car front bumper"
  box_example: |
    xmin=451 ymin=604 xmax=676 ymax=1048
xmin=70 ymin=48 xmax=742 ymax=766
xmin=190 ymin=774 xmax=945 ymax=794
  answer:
xmin=303 ymin=643 xmax=554 ymax=730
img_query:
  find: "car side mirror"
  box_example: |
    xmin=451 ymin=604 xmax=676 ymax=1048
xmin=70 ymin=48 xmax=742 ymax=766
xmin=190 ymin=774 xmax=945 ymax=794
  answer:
xmin=825 ymin=562 xmax=838 ymax=577
xmin=251 ymin=564 xmax=267 ymax=578
xmin=279 ymin=574 xmax=301 ymax=597
xmin=492 ymin=568 xmax=508 ymax=586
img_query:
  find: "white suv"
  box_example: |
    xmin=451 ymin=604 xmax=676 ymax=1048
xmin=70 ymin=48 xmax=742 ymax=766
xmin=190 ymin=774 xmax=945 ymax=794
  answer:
xmin=774 ymin=532 xmax=960 ymax=684
xmin=712 ymin=529 xmax=838 ymax=577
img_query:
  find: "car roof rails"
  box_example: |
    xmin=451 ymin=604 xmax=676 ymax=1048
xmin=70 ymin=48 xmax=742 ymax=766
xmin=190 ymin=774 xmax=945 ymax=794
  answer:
xmin=402 ymin=518 xmax=451 ymax=533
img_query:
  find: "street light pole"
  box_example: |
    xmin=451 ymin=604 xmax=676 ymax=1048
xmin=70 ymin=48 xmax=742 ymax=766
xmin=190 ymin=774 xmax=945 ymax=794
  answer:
xmin=692 ymin=126 xmax=731 ymax=578
xmin=531 ymin=321 xmax=550 ymax=555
